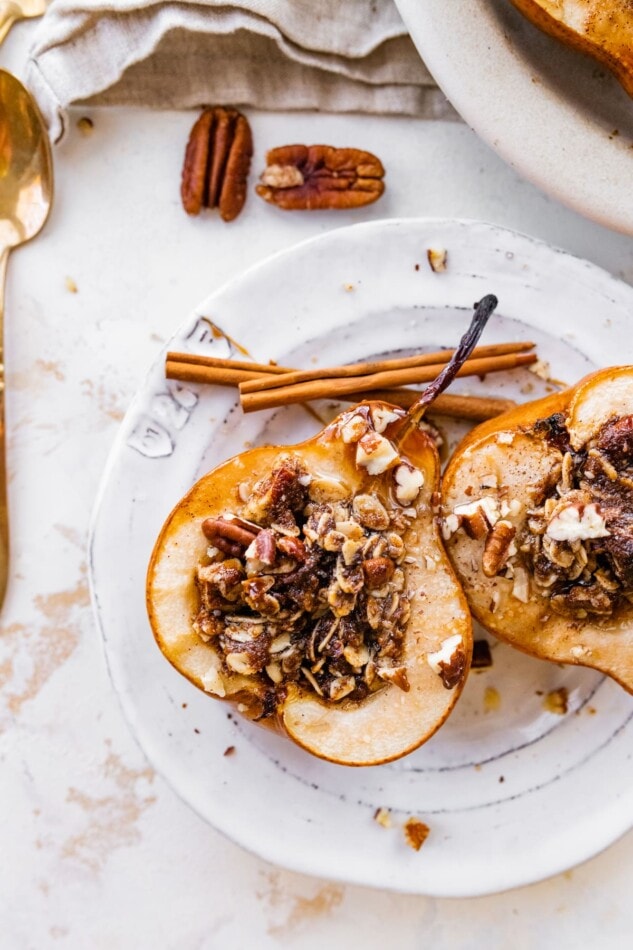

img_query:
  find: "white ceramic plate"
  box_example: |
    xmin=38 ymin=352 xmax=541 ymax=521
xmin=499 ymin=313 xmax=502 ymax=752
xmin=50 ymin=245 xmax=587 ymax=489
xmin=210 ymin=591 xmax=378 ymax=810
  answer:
xmin=89 ymin=219 xmax=633 ymax=897
xmin=395 ymin=0 xmax=633 ymax=236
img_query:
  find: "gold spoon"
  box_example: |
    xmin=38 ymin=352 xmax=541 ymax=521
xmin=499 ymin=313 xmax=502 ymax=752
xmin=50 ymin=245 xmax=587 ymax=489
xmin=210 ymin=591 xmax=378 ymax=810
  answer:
xmin=0 ymin=69 xmax=53 ymax=608
xmin=0 ymin=0 xmax=47 ymax=46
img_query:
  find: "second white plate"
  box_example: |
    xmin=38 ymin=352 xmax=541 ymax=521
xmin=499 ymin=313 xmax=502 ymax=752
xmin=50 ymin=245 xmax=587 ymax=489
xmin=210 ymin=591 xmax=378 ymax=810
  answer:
xmin=396 ymin=0 xmax=633 ymax=235
xmin=90 ymin=219 xmax=633 ymax=896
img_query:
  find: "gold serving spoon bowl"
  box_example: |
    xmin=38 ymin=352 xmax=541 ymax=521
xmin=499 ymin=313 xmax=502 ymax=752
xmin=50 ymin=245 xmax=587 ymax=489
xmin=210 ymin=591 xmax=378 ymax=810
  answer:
xmin=0 ymin=0 xmax=46 ymax=45
xmin=0 ymin=68 xmax=53 ymax=608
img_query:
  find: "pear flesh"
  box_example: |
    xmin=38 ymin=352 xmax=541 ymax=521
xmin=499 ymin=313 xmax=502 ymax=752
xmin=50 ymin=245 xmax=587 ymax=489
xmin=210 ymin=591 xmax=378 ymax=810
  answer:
xmin=442 ymin=367 xmax=633 ymax=693
xmin=510 ymin=0 xmax=633 ymax=98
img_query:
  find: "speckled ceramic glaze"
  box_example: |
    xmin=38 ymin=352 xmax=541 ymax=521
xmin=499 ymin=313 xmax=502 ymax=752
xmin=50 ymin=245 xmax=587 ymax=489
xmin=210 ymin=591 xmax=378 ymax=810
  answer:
xmin=395 ymin=0 xmax=633 ymax=236
xmin=89 ymin=219 xmax=633 ymax=897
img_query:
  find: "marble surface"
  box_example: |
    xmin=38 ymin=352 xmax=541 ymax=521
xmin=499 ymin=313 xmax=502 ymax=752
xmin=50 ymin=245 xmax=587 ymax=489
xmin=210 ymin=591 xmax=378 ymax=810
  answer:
xmin=2 ymin=21 xmax=633 ymax=950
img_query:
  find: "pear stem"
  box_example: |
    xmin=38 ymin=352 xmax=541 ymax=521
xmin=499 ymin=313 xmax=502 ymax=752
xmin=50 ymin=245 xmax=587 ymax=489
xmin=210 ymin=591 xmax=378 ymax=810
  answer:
xmin=398 ymin=294 xmax=499 ymax=440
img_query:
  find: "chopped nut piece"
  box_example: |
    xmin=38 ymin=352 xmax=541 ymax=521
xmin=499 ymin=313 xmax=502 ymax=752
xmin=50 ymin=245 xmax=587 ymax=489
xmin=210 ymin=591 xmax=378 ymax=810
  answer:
xmin=356 ymin=432 xmax=400 ymax=475
xmin=442 ymin=513 xmax=460 ymax=540
xmin=201 ymin=665 xmax=226 ymax=697
xmin=482 ymin=520 xmax=516 ymax=577
xmin=226 ymin=652 xmax=258 ymax=675
xmin=427 ymin=248 xmax=448 ymax=273
xmin=265 ymin=662 xmax=283 ymax=684
xmin=393 ymin=463 xmax=424 ymax=506
xmin=543 ymin=687 xmax=568 ymax=715
xmin=529 ymin=359 xmax=551 ymax=381
xmin=497 ymin=431 xmax=515 ymax=445
xmin=340 ymin=414 xmax=368 ymax=444
xmin=453 ymin=496 xmax=500 ymax=539
xmin=511 ymin=565 xmax=530 ymax=603
xmin=373 ymin=807 xmax=392 ymax=829
xmin=370 ymin=405 xmax=403 ymax=433
xmin=546 ymin=502 xmax=610 ymax=542
xmin=329 ymin=676 xmax=356 ymax=701
xmin=404 ymin=817 xmax=430 ymax=851
xmin=308 ymin=476 xmax=349 ymax=503
xmin=426 ymin=634 xmax=465 ymax=689
xmin=376 ymin=664 xmax=410 ymax=692
xmin=353 ymin=493 xmax=390 ymax=530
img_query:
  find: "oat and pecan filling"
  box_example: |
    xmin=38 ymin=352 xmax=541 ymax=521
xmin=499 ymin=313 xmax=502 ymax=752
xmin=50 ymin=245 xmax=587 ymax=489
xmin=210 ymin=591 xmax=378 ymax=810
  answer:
xmin=193 ymin=455 xmax=415 ymax=710
xmin=521 ymin=413 xmax=633 ymax=618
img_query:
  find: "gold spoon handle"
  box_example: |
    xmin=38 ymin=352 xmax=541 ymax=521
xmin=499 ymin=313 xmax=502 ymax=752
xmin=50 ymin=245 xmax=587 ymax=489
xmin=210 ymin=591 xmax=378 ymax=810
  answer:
xmin=0 ymin=244 xmax=10 ymax=609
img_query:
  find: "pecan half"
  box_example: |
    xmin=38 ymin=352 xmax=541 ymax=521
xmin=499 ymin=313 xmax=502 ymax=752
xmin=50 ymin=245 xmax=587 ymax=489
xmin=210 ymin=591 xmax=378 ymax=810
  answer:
xmin=201 ymin=517 xmax=258 ymax=555
xmin=181 ymin=107 xmax=253 ymax=222
xmin=482 ymin=520 xmax=516 ymax=577
xmin=255 ymin=145 xmax=385 ymax=210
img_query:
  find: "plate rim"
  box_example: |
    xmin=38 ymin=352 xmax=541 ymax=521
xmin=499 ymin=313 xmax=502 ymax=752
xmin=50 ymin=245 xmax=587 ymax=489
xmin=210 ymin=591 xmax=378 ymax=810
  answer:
xmin=88 ymin=216 xmax=633 ymax=896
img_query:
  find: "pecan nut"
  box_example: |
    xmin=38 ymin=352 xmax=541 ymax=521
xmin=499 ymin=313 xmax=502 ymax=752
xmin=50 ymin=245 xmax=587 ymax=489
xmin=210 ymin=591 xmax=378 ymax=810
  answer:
xmin=255 ymin=145 xmax=385 ymax=210
xmin=201 ymin=517 xmax=258 ymax=555
xmin=482 ymin=520 xmax=516 ymax=577
xmin=181 ymin=107 xmax=253 ymax=222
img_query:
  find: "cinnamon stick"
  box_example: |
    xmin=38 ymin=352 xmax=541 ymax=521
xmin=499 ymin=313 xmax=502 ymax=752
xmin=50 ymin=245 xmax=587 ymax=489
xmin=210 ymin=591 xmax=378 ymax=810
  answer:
xmin=165 ymin=362 xmax=265 ymax=386
xmin=238 ymin=341 xmax=534 ymax=394
xmin=165 ymin=356 xmax=515 ymax=420
xmin=343 ymin=390 xmax=516 ymax=420
xmin=239 ymin=352 xmax=537 ymax=413
xmin=167 ymin=351 xmax=291 ymax=374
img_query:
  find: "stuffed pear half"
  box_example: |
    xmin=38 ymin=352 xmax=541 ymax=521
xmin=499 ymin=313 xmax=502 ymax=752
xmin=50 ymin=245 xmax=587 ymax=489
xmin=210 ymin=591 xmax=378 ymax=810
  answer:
xmin=147 ymin=402 xmax=472 ymax=765
xmin=442 ymin=365 xmax=633 ymax=692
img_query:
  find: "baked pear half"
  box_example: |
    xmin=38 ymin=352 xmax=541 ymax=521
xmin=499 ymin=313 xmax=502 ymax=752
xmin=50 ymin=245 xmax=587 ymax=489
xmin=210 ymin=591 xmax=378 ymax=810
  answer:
xmin=442 ymin=365 xmax=633 ymax=693
xmin=509 ymin=0 xmax=633 ymax=98
xmin=147 ymin=402 xmax=473 ymax=766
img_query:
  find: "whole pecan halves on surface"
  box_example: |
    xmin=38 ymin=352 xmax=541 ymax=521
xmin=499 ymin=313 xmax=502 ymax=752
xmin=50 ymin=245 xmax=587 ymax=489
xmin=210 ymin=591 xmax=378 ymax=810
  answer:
xmin=256 ymin=145 xmax=385 ymax=210
xmin=181 ymin=107 xmax=253 ymax=222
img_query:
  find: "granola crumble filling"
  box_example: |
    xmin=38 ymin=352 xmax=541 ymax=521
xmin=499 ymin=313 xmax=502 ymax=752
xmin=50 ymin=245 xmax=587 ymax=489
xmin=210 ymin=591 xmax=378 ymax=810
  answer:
xmin=521 ymin=413 xmax=633 ymax=618
xmin=193 ymin=454 xmax=415 ymax=713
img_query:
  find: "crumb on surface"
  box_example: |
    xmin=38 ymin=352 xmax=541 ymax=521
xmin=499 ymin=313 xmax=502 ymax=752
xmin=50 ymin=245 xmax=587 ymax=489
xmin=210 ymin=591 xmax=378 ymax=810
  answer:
xmin=543 ymin=687 xmax=568 ymax=715
xmin=404 ymin=817 xmax=430 ymax=852
xmin=224 ymin=745 xmax=236 ymax=756
xmin=483 ymin=685 xmax=501 ymax=712
xmin=373 ymin=807 xmax=392 ymax=829
xmin=427 ymin=248 xmax=448 ymax=273
xmin=65 ymin=276 xmax=78 ymax=293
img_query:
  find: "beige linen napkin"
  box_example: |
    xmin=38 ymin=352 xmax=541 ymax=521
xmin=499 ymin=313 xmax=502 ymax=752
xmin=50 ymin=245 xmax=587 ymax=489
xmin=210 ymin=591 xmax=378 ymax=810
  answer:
xmin=26 ymin=0 xmax=455 ymax=140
